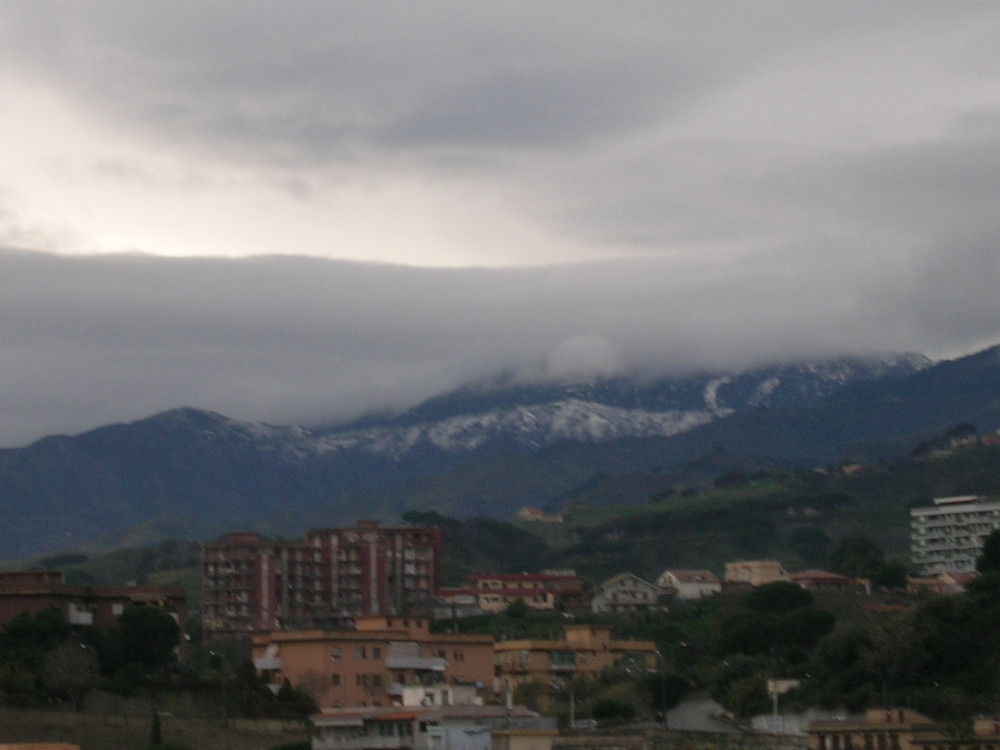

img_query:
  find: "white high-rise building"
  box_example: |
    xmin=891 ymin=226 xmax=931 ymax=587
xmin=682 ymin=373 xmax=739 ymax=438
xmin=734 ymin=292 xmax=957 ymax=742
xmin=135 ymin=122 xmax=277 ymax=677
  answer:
xmin=910 ymin=495 xmax=1000 ymax=574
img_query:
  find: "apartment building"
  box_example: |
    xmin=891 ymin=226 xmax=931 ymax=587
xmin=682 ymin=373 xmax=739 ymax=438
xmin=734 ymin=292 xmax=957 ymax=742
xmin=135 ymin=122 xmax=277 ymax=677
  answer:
xmin=251 ymin=616 xmax=495 ymax=708
xmin=910 ymin=495 xmax=1000 ymax=574
xmin=494 ymin=624 xmax=658 ymax=700
xmin=202 ymin=521 xmax=442 ymax=634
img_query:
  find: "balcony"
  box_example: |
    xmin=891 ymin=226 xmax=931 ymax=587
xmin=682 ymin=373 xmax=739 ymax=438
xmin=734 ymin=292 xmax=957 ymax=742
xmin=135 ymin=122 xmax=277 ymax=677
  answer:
xmin=254 ymin=656 xmax=283 ymax=671
xmin=68 ymin=606 xmax=93 ymax=626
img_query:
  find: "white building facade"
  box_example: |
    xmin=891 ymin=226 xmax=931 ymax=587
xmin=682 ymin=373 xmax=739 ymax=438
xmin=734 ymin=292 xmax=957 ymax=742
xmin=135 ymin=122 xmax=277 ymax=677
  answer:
xmin=911 ymin=495 xmax=1000 ymax=574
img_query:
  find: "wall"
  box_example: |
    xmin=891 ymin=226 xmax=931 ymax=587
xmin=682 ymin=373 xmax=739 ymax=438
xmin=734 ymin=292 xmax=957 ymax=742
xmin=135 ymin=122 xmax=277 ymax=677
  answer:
xmin=0 ymin=708 xmax=309 ymax=750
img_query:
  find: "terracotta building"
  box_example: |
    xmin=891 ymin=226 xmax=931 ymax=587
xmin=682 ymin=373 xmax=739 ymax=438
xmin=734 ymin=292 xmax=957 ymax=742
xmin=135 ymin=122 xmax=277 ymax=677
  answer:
xmin=251 ymin=616 xmax=495 ymax=708
xmin=202 ymin=521 xmax=442 ymax=634
xmin=470 ymin=571 xmax=587 ymax=613
xmin=0 ymin=570 xmax=186 ymax=635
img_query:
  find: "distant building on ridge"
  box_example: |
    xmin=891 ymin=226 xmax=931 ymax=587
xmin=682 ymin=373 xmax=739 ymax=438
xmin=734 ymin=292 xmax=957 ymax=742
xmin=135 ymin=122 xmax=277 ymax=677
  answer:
xmin=911 ymin=495 xmax=1000 ymax=574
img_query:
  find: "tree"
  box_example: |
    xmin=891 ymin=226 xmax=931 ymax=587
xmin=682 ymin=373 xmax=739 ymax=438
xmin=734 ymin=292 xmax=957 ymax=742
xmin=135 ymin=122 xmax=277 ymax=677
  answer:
xmin=111 ymin=605 xmax=180 ymax=673
xmin=505 ymin=598 xmax=529 ymax=618
xmin=746 ymin=581 xmax=813 ymax=613
xmin=40 ymin=641 xmax=100 ymax=710
xmin=977 ymin=528 xmax=1000 ymax=572
xmin=643 ymin=672 xmax=689 ymax=719
xmin=870 ymin=561 xmax=909 ymax=589
xmin=828 ymin=536 xmax=885 ymax=579
xmin=788 ymin=527 xmax=831 ymax=567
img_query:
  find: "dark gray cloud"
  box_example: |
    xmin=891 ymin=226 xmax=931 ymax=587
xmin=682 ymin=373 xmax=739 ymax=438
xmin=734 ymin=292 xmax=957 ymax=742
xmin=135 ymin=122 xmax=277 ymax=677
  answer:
xmin=0 ymin=4 xmax=998 ymax=443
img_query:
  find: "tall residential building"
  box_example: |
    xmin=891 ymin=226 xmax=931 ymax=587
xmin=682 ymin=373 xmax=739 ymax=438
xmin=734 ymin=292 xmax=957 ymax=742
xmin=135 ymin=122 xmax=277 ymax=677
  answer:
xmin=910 ymin=495 xmax=1000 ymax=574
xmin=202 ymin=521 xmax=442 ymax=634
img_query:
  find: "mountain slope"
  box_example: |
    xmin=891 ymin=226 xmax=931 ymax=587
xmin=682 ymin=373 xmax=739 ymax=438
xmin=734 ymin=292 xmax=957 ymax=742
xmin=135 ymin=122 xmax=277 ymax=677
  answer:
xmin=3 ymin=348 xmax=995 ymax=560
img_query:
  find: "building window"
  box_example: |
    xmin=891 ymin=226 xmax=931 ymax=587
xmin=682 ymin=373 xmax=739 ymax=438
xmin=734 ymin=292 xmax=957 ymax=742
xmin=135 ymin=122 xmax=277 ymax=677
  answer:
xmin=356 ymin=647 xmax=366 ymax=659
xmin=331 ymin=673 xmax=341 ymax=686
xmin=373 ymin=646 xmax=382 ymax=660
xmin=330 ymin=647 xmax=341 ymax=660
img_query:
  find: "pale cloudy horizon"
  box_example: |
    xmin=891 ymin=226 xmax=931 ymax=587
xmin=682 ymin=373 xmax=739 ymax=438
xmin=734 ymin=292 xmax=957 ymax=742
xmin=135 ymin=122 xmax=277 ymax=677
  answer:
xmin=1 ymin=3 xmax=999 ymax=446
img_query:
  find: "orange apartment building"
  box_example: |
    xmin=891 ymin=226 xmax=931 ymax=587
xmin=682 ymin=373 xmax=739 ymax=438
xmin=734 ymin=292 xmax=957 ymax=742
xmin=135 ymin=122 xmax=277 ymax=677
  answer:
xmin=251 ymin=616 xmax=495 ymax=708
xmin=494 ymin=624 xmax=659 ymax=697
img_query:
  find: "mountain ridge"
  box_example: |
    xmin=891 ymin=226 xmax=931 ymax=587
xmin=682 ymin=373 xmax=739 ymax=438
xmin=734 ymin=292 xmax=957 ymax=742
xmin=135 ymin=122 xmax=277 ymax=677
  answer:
xmin=3 ymin=347 xmax=997 ymax=560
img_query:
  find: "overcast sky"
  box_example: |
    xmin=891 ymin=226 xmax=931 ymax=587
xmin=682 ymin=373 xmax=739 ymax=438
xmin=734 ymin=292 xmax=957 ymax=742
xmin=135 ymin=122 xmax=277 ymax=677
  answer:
xmin=1 ymin=2 xmax=999 ymax=447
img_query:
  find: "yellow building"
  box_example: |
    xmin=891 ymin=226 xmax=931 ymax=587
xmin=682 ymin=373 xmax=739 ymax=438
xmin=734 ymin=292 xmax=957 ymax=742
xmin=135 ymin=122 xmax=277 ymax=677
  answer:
xmin=494 ymin=624 xmax=658 ymax=696
xmin=808 ymin=709 xmax=942 ymax=750
xmin=724 ymin=560 xmax=790 ymax=586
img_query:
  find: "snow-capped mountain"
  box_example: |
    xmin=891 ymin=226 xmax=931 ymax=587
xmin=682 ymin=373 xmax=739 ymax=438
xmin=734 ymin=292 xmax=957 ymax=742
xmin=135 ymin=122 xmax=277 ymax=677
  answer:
xmin=301 ymin=353 xmax=930 ymax=458
xmin=4 ymin=348 xmax=973 ymax=559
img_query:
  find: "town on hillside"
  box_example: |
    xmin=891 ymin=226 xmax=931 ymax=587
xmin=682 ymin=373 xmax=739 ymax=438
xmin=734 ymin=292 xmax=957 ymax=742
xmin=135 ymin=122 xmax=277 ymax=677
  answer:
xmin=5 ymin=491 xmax=1000 ymax=750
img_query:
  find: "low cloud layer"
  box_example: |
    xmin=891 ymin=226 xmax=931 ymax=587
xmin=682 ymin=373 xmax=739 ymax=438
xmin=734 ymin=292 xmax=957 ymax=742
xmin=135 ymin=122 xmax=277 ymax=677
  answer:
xmin=1 ymin=247 xmax=997 ymax=447
xmin=0 ymin=4 xmax=998 ymax=444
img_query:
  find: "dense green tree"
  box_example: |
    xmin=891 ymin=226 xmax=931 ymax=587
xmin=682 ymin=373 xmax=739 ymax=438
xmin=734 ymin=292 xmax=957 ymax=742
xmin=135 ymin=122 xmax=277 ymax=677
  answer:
xmin=788 ymin=526 xmax=831 ymax=567
xmin=592 ymin=696 xmax=635 ymax=722
xmin=718 ymin=612 xmax=779 ymax=656
xmin=710 ymin=655 xmax=770 ymax=719
xmin=642 ymin=672 xmax=689 ymax=719
xmin=977 ymin=528 xmax=1000 ymax=572
xmin=828 ymin=535 xmax=885 ymax=578
xmin=40 ymin=641 xmax=100 ymax=710
xmin=746 ymin=581 xmax=814 ymax=612
xmin=870 ymin=561 xmax=909 ymax=589
xmin=110 ymin=605 xmax=180 ymax=673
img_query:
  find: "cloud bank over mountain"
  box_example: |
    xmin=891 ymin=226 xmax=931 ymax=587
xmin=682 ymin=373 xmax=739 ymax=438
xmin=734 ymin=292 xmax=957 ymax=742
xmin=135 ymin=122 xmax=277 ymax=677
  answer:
xmin=0 ymin=3 xmax=998 ymax=444
xmin=1 ymin=248 xmax=997 ymax=447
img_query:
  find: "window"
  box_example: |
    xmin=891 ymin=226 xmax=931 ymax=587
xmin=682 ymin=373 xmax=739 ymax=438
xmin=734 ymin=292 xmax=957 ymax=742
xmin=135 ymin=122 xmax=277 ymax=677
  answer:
xmin=330 ymin=647 xmax=341 ymax=660
xmin=356 ymin=647 xmax=366 ymax=659
xmin=331 ymin=673 xmax=341 ymax=686
xmin=373 ymin=646 xmax=382 ymax=660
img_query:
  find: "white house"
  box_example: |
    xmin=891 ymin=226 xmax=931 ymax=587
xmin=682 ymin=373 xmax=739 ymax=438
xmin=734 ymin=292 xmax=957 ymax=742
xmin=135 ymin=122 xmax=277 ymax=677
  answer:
xmin=656 ymin=569 xmax=721 ymax=600
xmin=590 ymin=572 xmax=664 ymax=614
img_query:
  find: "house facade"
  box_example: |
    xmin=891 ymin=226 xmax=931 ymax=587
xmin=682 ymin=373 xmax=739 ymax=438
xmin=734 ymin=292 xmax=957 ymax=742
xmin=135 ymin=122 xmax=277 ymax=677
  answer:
xmin=808 ymin=709 xmax=945 ymax=750
xmin=790 ymin=569 xmax=855 ymax=591
xmin=590 ymin=573 xmax=663 ymax=614
xmin=311 ymin=705 xmax=554 ymax=750
xmin=656 ymin=569 xmax=721 ymax=600
xmin=724 ymin=560 xmax=790 ymax=587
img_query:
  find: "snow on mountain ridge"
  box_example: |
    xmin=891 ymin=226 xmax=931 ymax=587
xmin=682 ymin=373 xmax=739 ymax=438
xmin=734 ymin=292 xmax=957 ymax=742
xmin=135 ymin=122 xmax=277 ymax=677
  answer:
xmin=306 ymin=399 xmax=716 ymax=458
